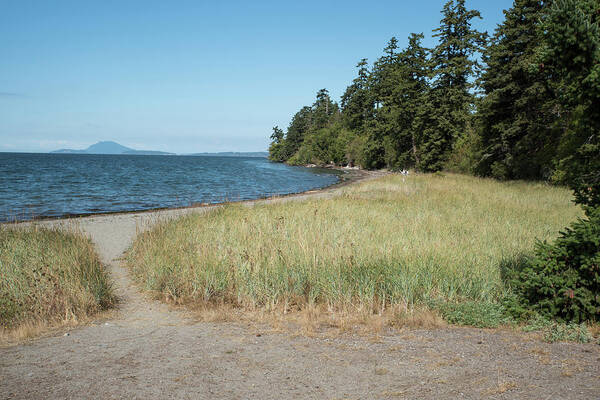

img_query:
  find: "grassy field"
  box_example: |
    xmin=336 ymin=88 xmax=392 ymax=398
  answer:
xmin=0 ymin=225 xmax=115 ymax=339
xmin=125 ymin=173 xmax=581 ymax=327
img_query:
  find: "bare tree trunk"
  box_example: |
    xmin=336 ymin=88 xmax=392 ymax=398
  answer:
xmin=412 ymin=133 xmax=419 ymax=167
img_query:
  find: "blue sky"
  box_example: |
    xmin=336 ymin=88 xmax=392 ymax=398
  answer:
xmin=0 ymin=0 xmax=514 ymax=153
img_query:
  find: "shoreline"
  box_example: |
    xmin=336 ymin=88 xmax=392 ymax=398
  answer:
xmin=2 ymin=168 xmax=385 ymax=225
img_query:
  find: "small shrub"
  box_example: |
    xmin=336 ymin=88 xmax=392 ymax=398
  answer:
xmin=510 ymin=207 xmax=600 ymax=323
xmin=499 ymin=254 xmax=537 ymax=320
xmin=522 ymin=315 xmax=592 ymax=343
xmin=431 ymin=300 xmax=511 ymax=328
xmin=501 ymin=292 xmax=535 ymax=321
xmin=544 ymin=322 xmax=591 ymax=343
xmin=521 ymin=314 xmax=553 ymax=332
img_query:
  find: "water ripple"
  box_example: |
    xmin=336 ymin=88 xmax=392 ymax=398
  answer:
xmin=0 ymin=154 xmax=340 ymax=222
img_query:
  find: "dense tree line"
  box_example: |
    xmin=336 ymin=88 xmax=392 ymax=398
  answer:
xmin=269 ymin=0 xmax=600 ymax=322
xmin=269 ymin=0 xmax=598 ymax=187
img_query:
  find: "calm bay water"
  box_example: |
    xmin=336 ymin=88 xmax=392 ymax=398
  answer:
xmin=0 ymin=153 xmax=340 ymax=222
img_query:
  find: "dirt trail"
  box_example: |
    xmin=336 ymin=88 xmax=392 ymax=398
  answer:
xmin=63 ymin=209 xmax=198 ymax=326
xmin=1 ymin=172 xmax=599 ymax=399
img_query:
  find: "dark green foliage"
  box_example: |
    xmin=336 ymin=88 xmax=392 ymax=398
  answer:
xmin=421 ymin=0 xmax=487 ymax=172
xmin=270 ymin=89 xmax=346 ymax=166
xmin=511 ymin=207 xmax=600 ymax=322
xmin=268 ymin=0 xmax=486 ymax=172
xmin=282 ymin=106 xmax=313 ymax=158
xmin=313 ymin=88 xmax=339 ymax=130
xmin=401 ymin=34 xmax=430 ymax=169
xmin=444 ymin=127 xmax=482 ymax=174
xmin=373 ymin=34 xmax=430 ymax=170
xmin=499 ymin=0 xmax=600 ymax=325
xmin=476 ymin=0 xmax=599 ymax=188
xmin=268 ymin=89 xmax=342 ymax=165
xmin=539 ymin=0 xmax=600 ymax=209
xmin=477 ymin=0 xmax=558 ymax=180
xmin=268 ymin=126 xmax=286 ymax=162
xmin=289 ymin=124 xmax=343 ymax=166
xmin=341 ymin=59 xmax=375 ymax=133
xmin=268 ymin=32 xmax=432 ymax=170
xmin=268 ymin=0 xmax=597 ymax=205
xmin=415 ymin=90 xmax=453 ymax=172
xmin=555 ymin=142 xmax=600 ymax=210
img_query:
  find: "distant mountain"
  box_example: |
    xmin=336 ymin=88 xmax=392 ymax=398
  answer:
xmin=187 ymin=151 xmax=268 ymax=158
xmin=51 ymin=141 xmax=266 ymax=157
xmin=51 ymin=141 xmax=174 ymax=155
xmin=86 ymin=141 xmax=133 ymax=154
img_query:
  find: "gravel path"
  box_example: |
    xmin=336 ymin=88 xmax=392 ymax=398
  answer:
xmin=1 ymin=172 xmax=599 ymax=399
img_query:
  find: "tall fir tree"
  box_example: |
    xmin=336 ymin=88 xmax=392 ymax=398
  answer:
xmin=477 ymin=0 xmax=556 ymax=180
xmin=375 ymin=34 xmax=431 ymax=169
xmin=281 ymin=106 xmax=312 ymax=158
xmin=341 ymin=59 xmax=375 ymax=133
xmin=540 ymin=0 xmax=600 ymax=209
xmin=368 ymin=37 xmax=403 ymax=169
xmin=420 ymin=0 xmax=487 ymax=171
xmin=268 ymin=126 xmax=286 ymax=161
xmin=340 ymin=59 xmax=376 ymax=167
xmin=511 ymin=0 xmax=600 ymax=324
xmin=312 ymin=88 xmax=338 ymax=129
xmin=401 ymin=33 xmax=431 ymax=169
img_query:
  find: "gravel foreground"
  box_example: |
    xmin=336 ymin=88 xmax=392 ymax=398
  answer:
xmin=1 ymin=172 xmax=599 ymax=399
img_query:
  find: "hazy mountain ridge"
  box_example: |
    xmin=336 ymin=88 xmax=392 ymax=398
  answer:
xmin=51 ymin=141 xmax=267 ymax=157
xmin=51 ymin=141 xmax=174 ymax=155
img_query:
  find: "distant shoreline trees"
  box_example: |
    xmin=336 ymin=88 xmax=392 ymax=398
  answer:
xmin=270 ymin=0 xmax=489 ymax=172
xmin=268 ymin=0 xmax=598 ymax=189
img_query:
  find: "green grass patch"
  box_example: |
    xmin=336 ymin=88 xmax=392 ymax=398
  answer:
xmin=0 ymin=225 xmax=115 ymax=333
xmin=125 ymin=173 xmax=580 ymax=327
xmin=430 ymin=300 xmax=511 ymax=328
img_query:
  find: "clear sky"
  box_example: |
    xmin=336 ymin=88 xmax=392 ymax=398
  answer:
xmin=1 ymin=0 xmax=514 ymax=154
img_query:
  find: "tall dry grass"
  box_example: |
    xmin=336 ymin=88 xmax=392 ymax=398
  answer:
xmin=0 ymin=225 xmax=115 ymax=338
xmin=125 ymin=173 xmax=580 ymax=322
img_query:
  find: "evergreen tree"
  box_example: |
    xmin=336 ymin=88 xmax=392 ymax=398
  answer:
xmin=268 ymin=126 xmax=286 ymax=161
xmin=371 ymin=34 xmax=431 ymax=170
xmin=341 ymin=59 xmax=375 ymax=132
xmin=540 ymin=0 xmax=600 ymax=209
xmin=283 ymin=89 xmax=341 ymax=165
xmin=373 ymin=37 xmax=401 ymax=102
xmin=268 ymin=0 xmax=598 ymax=182
xmin=282 ymin=106 xmax=312 ymax=157
xmin=368 ymin=37 xmax=404 ymax=169
xmin=400 ymin=33 xmax=430 ymax=169
xmin=421 ymin=0 xmax=487 ymax=171
xmin=340 ymin=59 xmax=376 ymax=168
xmin=477 ymin=0 xmax=556 ymax=180
xmin=312 ymin=88 xmax=338 ymax=129
xmin=511 ymin=0 xmax=600 ymax=324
